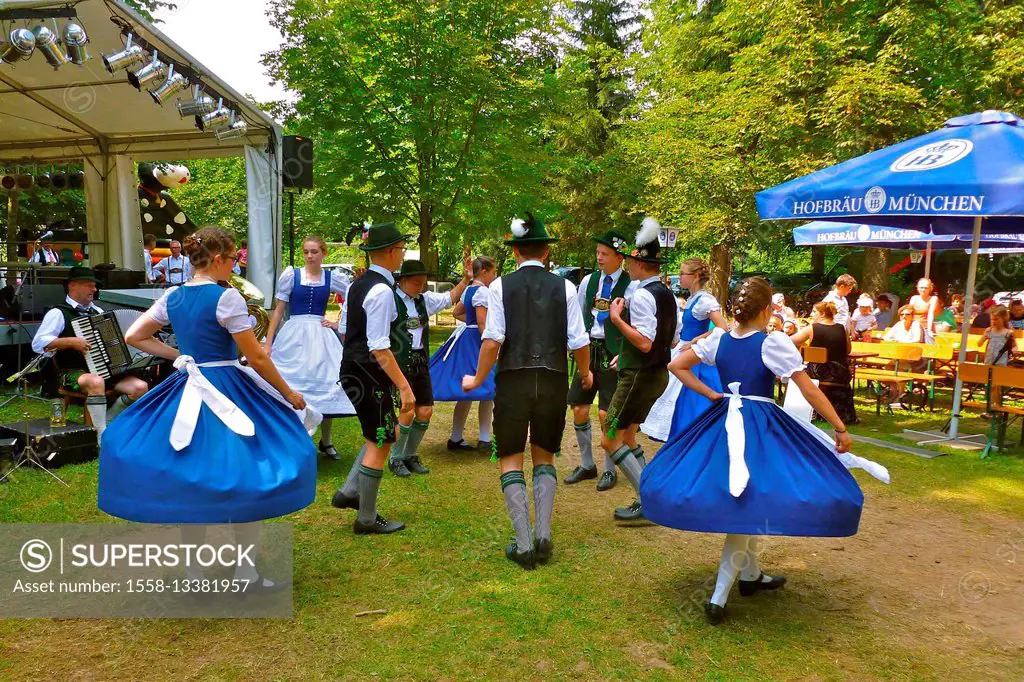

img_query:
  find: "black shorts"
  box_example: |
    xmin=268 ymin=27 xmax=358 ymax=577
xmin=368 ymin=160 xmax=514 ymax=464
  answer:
xmin=566 ymin=342 xmax=618 ymax=411
xmin=341 ymin=361 xmax=398 ymax=445
xmin=406 ymin=349 xmax=434 ymax=407
xmin=606 ymin=367 xmax=669 ymax=432
xmin=494 ymin=369 xmax=569 ymax=458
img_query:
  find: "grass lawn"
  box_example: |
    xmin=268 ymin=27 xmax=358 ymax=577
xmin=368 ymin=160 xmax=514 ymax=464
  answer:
xmin=0 ymin=326 xmax=1022 ymax=680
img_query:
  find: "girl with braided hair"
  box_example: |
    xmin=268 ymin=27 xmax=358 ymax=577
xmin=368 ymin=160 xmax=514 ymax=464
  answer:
xmin=640 ymin=277 xmax=890 ymax=625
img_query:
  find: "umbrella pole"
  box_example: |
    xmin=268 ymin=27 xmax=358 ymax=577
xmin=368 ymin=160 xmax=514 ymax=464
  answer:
xmin=948 ymin=217 xmax=982 ymax=439
xmin=924 ymin=241 xmax=932 ymax=280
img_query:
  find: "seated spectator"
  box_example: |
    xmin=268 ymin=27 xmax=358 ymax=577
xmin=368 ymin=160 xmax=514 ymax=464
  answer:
xmin=771 ymin=293 xmax=795 ymax=320
xmin=884 ymin=305 xmax=923 ymax=343
xmin=1010 ymin=299 xmax=1024 ymax=330
xmin=948 ymin=293 xmax=965 ymax=317
xmin=782 ymin=319 xmax=798 ymax=336
xmin=851 ymin=294 xmax=877 ymax=341
xmin=789 ymin=301 xmax=857 ymax=424
xmin=971 ymin=298 xmax=996 ymax=329
xmin=874 ymin=295 xmax=895 ymax=330
xmin=767 ymin=313 xmax=784 ymax=333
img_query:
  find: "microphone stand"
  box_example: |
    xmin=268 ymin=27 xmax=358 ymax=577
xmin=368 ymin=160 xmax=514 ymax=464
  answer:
xmin=0 ymin=263 xmax=50 ymax=408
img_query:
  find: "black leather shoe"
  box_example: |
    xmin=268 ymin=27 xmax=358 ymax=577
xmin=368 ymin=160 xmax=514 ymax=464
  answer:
xmin=738 ymin=573 xmax=787 ymax=596
xmin=596 ymin=470 xmax=617 ymax=491
xmin=505 ymin=541 xmax=535 ymax=570
xmin=330 ymin=489 xmax=359 ymax=510
xmin=406 ymin=456 xmax=430 ymax=474
xmin=477 ymin=440 xmax=492 ymax=452
xmin=613 ymin=500 xmax=645 ymax=521
xmin=353 ymin=514 xmax=406 ymax=535
xmin=704 ymin=600 xmax=726 ymax=625
xmin=318 ymin=441 xmax=341 ymax=461
xmin=389 ymin=458 xmax=411 ymax=477
xmin=534 ymin=537 xmax=553 ymax=564
xmin=447 ymin=439 xmax=475 ymax=451
xmin=564 ymin=465 xmax=597 ymax=484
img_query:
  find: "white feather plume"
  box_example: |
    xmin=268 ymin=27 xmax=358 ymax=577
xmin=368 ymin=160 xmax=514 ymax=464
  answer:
xmin=636 ymin=217 xmax=661 ymax=246
xmin=510 ymin=218 xmax=528 ymax=238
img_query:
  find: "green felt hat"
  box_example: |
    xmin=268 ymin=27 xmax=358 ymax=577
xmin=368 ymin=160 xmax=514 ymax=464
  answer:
xmin=626 ymin=217 xmax=669 ymax=264
xmin=66 ymin=265 xmax=99 ymax=283
xmin=504 ymin=212 xmax=559 ymax=245
xmin=359 ymin=221 xmax=412 ymax=252
xmin=592 ymin=229 xmax=629 ymax=254
xmin=396 ymin=259 xmax=431 ymax=278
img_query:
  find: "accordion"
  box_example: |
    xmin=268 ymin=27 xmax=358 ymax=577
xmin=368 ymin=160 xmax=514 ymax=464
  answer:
xmin=70 ymin=312 xmax=133 ymax=380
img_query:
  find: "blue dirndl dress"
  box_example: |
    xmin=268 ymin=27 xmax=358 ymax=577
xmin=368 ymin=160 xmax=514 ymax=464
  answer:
xmin=429 ymin=285 xmax=496 ymax=401
xmin=640 ymin=329 xmax=885 ymax=538
xmin=98 ymin=283 xmax=318 ymax=524
xmin=641 ymin=291 xmax=723 ymax=442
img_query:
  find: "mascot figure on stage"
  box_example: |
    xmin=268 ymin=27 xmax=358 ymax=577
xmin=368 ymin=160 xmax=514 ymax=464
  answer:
xmin=138 ymin=162 xmax=196 ymax=241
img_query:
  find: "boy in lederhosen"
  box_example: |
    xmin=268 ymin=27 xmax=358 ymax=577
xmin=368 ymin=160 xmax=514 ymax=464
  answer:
xmin=330 ymin=222 xmax=414 ymax=535
xmin=462 ymin=213 xmax=592 ymax=569
xmin=388 ymin=257 xmax=473 ymax=477
xmin=601 ymin=218 xmax=679 ymax=522
xmin=565 ymin=230 xmax=645 ymax=492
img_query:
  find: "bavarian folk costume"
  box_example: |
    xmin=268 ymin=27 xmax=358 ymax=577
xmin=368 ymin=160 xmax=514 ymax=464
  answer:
xmin=389 ymin=260 xmax=457 ymax=475
xmin=602 ymin=219 xmax=679 ymax=522
xmin=641 ymin=289 xmax=723 ymax=442
xmin=565 ymin=229 xmax=633 ymax=490
xmin=272 ymin=266 xmax=356 ymax=458
xmin=97 ymin=281 xmax=320 ymax=524
xmin=30 ymin=245 xmax=60 ymax=264
xmin=639 ymin=328 xmax=889 ymax=618
xmin=153 ymin=253 xmax=194 ymax=285
xmin=429 ymin=282 xmax=495 ymax=449
xmin=488 ymin=213 xmax=590 ymax=568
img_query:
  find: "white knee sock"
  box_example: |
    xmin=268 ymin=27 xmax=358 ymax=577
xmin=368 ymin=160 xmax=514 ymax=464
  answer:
xmin=320 ymin=417 xmax=333 ymax=445
xmin=711 ymin=534 xmax=754 ymax=607
xmin=478 ymin=401 xmax=493 ymax=441
xmin=451 ymin=401 xmax=471 ymax=442
xmin=180 ymin=525 xmax=207 ymax=582
xmin=86 ymin=395 xmax=107 ymax=437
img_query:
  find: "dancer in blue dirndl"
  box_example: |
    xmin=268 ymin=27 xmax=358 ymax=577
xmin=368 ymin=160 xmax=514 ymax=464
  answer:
xmin=98 ymin=227 xmax=319 ymax=590
xmin=641 ymin=259 xmax=727 ymax=442
xmin=430 ymin=256 xmax=497 ymax=450
xmin=639 ymin=277 xmax=889 ymax=625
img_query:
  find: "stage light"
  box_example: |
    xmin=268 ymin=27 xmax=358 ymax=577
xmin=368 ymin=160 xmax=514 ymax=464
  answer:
xmin=215 ymin=115 xmax=248 ymax=141
xmin=150 ymin=64 xmax=189 ymax=104
xmin=50 ymin=172 xmax=68 ymax=190
xmin=0 ymin=28 xmax=36 ymax=64
xmin=0 ymin=175 xmax=16 ymax=192
xmin=15 ymin=174 xmax=34 ymax=191
xmin=63 ymin=22 xmax=90 ymax=65
xmin=35 ymin=173 xmax=51 ymax=189
xmin=196 ymin=98 xmax=232 ymax=132
xmin=32 ymin=23 xmax=69 ymax=69
xmin=102 ymin=33 xmax=145 ymax=73
xmin=177 ymin=85 xmax=216 ymax=117
xmin=128 ymin=52 xmax=167 ymax=91
xmin=68 ymin=171 xmax=85 ymax=190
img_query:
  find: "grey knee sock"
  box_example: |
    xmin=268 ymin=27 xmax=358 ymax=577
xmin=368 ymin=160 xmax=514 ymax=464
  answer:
xmin=391 ymin=423 xmax=412 ymax=463
xmin=603 ymin=453 xmax=616 ymax=473
xmin=500 ymin=470 xmax=532 ymax=550
xmin=610 ymin=444 xmax=643 ymax=492
xmin=532 ymin=464 xmax=557 ymax=542
xmin=86 ymin=395 xmax=107 ymax=436
xmin=340 ymin=443 xmax=367 ymax=498
xmin=402 ymin=419 xmax=430 ymax=460
xmin=356 ymin=464 xmax=383 ymax=525
xmin=574 ymin=421 xmax=595 ymax=469
xmin=632 ymin=446 xmax=646 ymax=469
xmin=107 ymin=394 xmax=134 ymax=420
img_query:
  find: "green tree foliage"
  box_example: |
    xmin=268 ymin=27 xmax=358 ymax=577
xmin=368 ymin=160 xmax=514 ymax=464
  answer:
xmin=122 ymin=0 xmax=177 ymax=22
xmin=170 ymin=158 xmax=249 ymax=237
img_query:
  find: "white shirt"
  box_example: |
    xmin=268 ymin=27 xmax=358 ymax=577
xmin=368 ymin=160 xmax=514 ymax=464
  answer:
xmin=152 ymin=254 xmax=194 ymax=284
xmin=693 ymin=328 xmax=805 ymax=379
xmin=398 ymin=289 xmax=453 ymax=349
xmin=143 ymin=248 xmax=153 ymax=282
xmin=148 ymin=283 xmax=252 ymax=333
xmin=823 ymin=290 xmax=851 ymax=330
xmin=338 ymin=264 xmax=398 ymax=352
xmin=31 ymin=247 xmax=60 ymax=265
xmin=482 ymin=260 xmax=589 ymax=351
xmin=627 ymin=276 xmax=681 ymax=342
xmin=31 ymin=296 xmax=104 ymax=354
xmin=685 ymin=289 xmax=722 ymax=320
xmin=274 ymin=267 xmax=351 ymax=302
xmin=884 ymin=321 xmax=923 ymax=343
xmin=576 ymin=268 xmax=626 ymax=340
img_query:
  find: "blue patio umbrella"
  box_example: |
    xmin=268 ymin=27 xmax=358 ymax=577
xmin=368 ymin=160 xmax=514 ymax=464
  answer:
xmin=758 ymin=110 xmax=1024 ymax=445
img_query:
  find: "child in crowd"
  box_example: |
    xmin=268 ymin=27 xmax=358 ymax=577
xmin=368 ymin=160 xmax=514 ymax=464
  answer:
xmin=981 ymin=305 xmax=1016 ymax=417
xmin=874 ymin=296 xmax=895 ymax=330
xmin=782 ymin=319 xmax=798 ymax=336
xmin=850 ymin=294 xmax=877 ymax=341
xmin=767 ymin=314 xmax=784 ymax=333
xmin=823 ymin=274 xmax=857 ymax=331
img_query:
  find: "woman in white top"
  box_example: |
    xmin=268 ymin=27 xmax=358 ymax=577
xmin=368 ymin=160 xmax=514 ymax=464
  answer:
xmin=264 ymin=235 xmax=355 ymax=460
xmin=884 ymin=305 xmax=923 ymax=343
xmin=908 ymin=278 xmax=942 ymax=343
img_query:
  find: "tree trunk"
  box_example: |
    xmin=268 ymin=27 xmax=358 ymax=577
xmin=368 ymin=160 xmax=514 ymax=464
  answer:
xmin=862 ymin=247 xmax=889 ymax=297
xmin=708 ymin=242 xmax=732 ymax=305
xmin=6 ymin=193 xmax=18 ymax=286
xmin=418 ymin=202 xmax=438 ymax=274
xmin=810 ymin=246 xmax=825 ymax=276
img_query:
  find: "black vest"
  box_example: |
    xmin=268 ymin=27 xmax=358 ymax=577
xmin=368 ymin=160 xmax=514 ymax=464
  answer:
xmin=404 ymin=294 xmax=430 ymax=354
xmin=344 ymin=269 xmax=410 ymax=367
xmin=582 ymin=270 xmax=631 ymax=354
xmin=497 ymin=266 xmax=569 ymax=375
xmin=618 ymin=280 xmax=676 ymax=370
xmin=41 ymin=303 xmax=90 ymax=396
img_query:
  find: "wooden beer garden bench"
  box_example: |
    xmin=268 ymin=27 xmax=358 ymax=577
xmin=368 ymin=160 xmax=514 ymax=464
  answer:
xmin=984 ymin=365 xmax=1024 ymax=458
xmin=854 ymin=344 xmax=939 ymax=415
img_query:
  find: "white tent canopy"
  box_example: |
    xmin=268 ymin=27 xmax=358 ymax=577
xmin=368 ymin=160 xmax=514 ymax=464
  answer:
xmin=0 ymin=0 xmax=283 ymax=299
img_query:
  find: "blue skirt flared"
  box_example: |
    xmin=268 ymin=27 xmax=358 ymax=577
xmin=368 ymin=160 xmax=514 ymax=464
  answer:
xmin=429 ymin=326 xmax=496 ymax=401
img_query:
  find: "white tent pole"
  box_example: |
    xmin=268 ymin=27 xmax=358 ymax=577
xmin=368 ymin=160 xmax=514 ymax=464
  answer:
xmin=948 ymin=216 xmax=983 ymax=439
xmin=924 ymin=241 xmax=932 ymax=279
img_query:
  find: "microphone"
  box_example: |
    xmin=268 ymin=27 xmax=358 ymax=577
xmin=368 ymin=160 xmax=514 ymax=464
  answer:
xmin=38 ymin=231 xmax=54 ymax=240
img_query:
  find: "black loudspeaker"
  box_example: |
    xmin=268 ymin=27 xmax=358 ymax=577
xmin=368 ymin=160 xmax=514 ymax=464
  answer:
xmin=282 ymin=135 xmax=313 ymax=190
xmin=0 ymin=418 xmax=98 ymax=469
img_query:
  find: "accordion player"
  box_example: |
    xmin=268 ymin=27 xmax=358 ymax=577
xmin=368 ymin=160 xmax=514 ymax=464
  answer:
xmin=30 ymin=267 xmax=150 ymax=441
